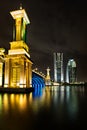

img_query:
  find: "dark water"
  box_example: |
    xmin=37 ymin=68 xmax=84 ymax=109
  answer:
xmin=0 ymin=86 xmax=87 ymax=130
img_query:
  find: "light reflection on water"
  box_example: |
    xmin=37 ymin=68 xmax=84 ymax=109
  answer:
xmin=0 ymin=86 xmax=86 ymax=129
xmin=0 ymin=86 xmax=85 ymax=113
xmin=0 ymin=94 xmax=29 ymax=114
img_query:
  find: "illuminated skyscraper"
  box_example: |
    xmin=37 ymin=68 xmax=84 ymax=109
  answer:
xmin=54 ymin=53 xmax=64 ymax=83
xmin=4 ymin=6 xmax=33 ymax=88
xmin=66 ymin=59 xmax=77 ymax=83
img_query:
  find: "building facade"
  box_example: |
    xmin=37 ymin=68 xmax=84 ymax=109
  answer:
xmin=0 ymin=6 xmax=33 ymax=88
xmin=54 ymin=53 xmax=64 ymax=83
xmin=66 ymin=59 xmax=77 ymax=83
xmin=0 ymin=48 xmax=5 ymax=87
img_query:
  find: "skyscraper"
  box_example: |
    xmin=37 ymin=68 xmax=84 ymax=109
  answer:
xmin=54 ymin=53 xmax=64 ymax=83
xmin=66 ymin=59 xmax=77 ymax=83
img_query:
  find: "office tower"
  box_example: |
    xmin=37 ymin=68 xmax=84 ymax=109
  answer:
xmin=54 ymin=53 xmax=64 ymax=83
xmin=66 ymin=59 xmax=77 ymax=83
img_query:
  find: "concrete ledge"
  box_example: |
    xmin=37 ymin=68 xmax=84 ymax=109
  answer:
xmin=0 ymin=87 xmax=34 ymax=94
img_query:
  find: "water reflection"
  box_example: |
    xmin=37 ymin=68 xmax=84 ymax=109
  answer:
xmin=0 ymin=86 xmax=86 ymax=113
xmin=0 ymin=85 xmax=86 ymax=129
xmin=1 ymin=93 xmax=33 ymax=114
xmin=32 ymin=86 xmax=43 ymax=98
xmin=43 ymin=86 xmax=86 ymax=121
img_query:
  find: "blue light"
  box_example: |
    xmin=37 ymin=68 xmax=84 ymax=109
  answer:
xmin=32 ymin=72 xmax=45 ymax=89
xmin=32 ymin=72 xmax=44 ymax=98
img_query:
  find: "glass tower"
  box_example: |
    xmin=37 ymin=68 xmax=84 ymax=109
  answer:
xmin=54 ymin=53 xmax=64 ymax=83
xmin=66 ymin=59 xmax=77 ymax=83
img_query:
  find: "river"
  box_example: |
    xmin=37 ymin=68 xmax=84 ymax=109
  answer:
xmin=0 ymin=85 xmax=87 ymax=130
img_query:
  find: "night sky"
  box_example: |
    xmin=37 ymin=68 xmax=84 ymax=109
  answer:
xmin=0 ymin=0 xmax=87 ymax=81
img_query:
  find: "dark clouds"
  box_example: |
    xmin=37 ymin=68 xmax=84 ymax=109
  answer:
xmin=0 ymin=0 xmax=87 ymax=81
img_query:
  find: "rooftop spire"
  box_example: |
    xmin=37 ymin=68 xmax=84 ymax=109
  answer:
xmin=20 ymin=3 xmax=22 ymax=10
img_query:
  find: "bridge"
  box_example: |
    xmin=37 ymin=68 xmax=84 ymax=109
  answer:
xmin=32 ymin=68 xmax=46 ymax=88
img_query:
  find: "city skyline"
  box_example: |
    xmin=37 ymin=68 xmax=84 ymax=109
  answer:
xmin=0 ymin=0 xmax=87 ymax=81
